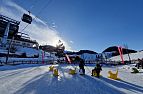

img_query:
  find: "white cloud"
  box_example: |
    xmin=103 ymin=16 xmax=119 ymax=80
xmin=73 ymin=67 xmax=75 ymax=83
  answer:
xmin=0 ymin=0 xmax=72 ymax=50
xmin=70 ymin=41 xmax=74 ymax=44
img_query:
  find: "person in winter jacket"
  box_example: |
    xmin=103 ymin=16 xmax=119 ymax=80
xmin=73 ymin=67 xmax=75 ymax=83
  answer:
xmin=92 ymin=63 xmax=102 ymax=77
xmin=79 ymin=58 xmax=85 ymax=75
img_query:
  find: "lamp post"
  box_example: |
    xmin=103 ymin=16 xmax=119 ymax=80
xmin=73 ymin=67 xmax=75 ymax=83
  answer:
xmin=5 ymin=32 xmax=17 ymax=64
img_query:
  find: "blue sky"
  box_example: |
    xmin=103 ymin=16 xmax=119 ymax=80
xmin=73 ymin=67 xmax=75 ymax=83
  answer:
xmin=1 ymin=0 xmax=143 ymax=53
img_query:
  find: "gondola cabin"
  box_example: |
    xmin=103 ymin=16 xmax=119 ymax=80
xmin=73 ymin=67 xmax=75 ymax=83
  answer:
xmin=22 ymin=14 xmax=32 ymax=24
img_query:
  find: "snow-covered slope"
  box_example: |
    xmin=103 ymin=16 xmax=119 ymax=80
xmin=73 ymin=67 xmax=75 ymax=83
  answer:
xmin=110 ymin=51 xmax=143 ymax=61
xmin=0 ymin=46 xmax=58 ymax=63
xmin=0 ymin=64 xmax=142 ymax=94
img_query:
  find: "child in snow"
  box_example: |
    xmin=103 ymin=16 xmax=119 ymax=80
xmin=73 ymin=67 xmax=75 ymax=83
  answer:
xmin=92 ymin=63 xmax=102 ymax=77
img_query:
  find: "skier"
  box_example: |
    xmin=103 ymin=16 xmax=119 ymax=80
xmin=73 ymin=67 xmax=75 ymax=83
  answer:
xmin=79 ymin=58 xmax=85 ymax=75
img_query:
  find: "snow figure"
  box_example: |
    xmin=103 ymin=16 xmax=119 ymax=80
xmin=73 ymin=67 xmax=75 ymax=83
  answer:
xmin=108 ymin=69 xmax=120 ymax=80
xmin=53 ymin=68 xmax=59 ymax=76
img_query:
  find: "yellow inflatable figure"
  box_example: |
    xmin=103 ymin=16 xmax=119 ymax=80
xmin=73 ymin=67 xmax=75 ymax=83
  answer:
xmin=108 ymin=70 xmax=120 ymax=80
xmin=92 ymin=70 xmax=102 ymax=77
xmin=49 ymin=66 xmax=55 ymax=71
xmin=53 ymin=68 xmax=59 ymax=76
xmin=69 ymin=68 xmax=76 ymax=75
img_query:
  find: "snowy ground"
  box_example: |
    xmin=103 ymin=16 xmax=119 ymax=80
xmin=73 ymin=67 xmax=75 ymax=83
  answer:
xmin=0 ymin=64 xmax=142 ymax=94
xmin=110 ymin=51 xmax=143 ymax=61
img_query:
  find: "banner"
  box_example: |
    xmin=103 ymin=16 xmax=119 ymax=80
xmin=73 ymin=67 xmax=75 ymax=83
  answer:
xmin=118 ymin=46 xmax=124 ymax=64
xmin=65 ymin=54 xmax=71 ymax=63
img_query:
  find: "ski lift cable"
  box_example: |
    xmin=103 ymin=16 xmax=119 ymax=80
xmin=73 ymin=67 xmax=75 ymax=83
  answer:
xmin=20 ymin=0 xmax=53 ymax=32
xmin=31 ymin=0 xmax=52 ymax=23
xmin=35 ymin=0 xmax=53 ymax=17
xmin=29 ymin=0 xmax=39 ymax=12
xmin=20 ymin=24 xmax=29 ymax=32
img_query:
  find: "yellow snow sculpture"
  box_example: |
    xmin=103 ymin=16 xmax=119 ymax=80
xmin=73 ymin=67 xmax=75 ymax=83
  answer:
xmin=69 ymin=68 xmax=76 ymax=75
xmin=49 ymin=66 xmax=55 ymax=71
xmin=53 ymin=68 xmax=59 ymax=76
xmin=108 ymin=70 xmax=120 ymax=80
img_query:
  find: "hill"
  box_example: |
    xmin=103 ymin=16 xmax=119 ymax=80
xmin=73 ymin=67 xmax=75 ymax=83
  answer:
xmin=103 ymin=46 xmax=137 ymax=56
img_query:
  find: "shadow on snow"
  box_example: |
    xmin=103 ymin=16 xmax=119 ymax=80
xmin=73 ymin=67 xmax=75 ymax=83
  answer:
xmin=14 ymin=66 xmax=125 ymax=94
xmin=100 ymin=77 xmax=143 ymax=94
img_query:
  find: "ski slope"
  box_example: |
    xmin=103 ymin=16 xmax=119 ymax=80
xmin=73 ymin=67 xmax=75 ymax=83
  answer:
xmin=110 ymin=51 xmax=143 ymax=61
xmin=0 ymin=64 xmax=143 ymax=94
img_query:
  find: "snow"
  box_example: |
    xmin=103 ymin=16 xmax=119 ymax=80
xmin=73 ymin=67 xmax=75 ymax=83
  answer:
xmin=16 ymin=47 xmax=40 ymax=57
xmin=110 ymin=51 xmax=143 ymax=61
xmin=0 ymin=47 xmax=39 ymax=57
xmin=0 ymin=46 xmax=57 ymax=60
xmin=0 ymin=48 xmax=143 ymax=94
xmin=0 ymin=64 xmax=142 ymax=94
xmin=0 ymin=47 xmax=58 ymax=63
